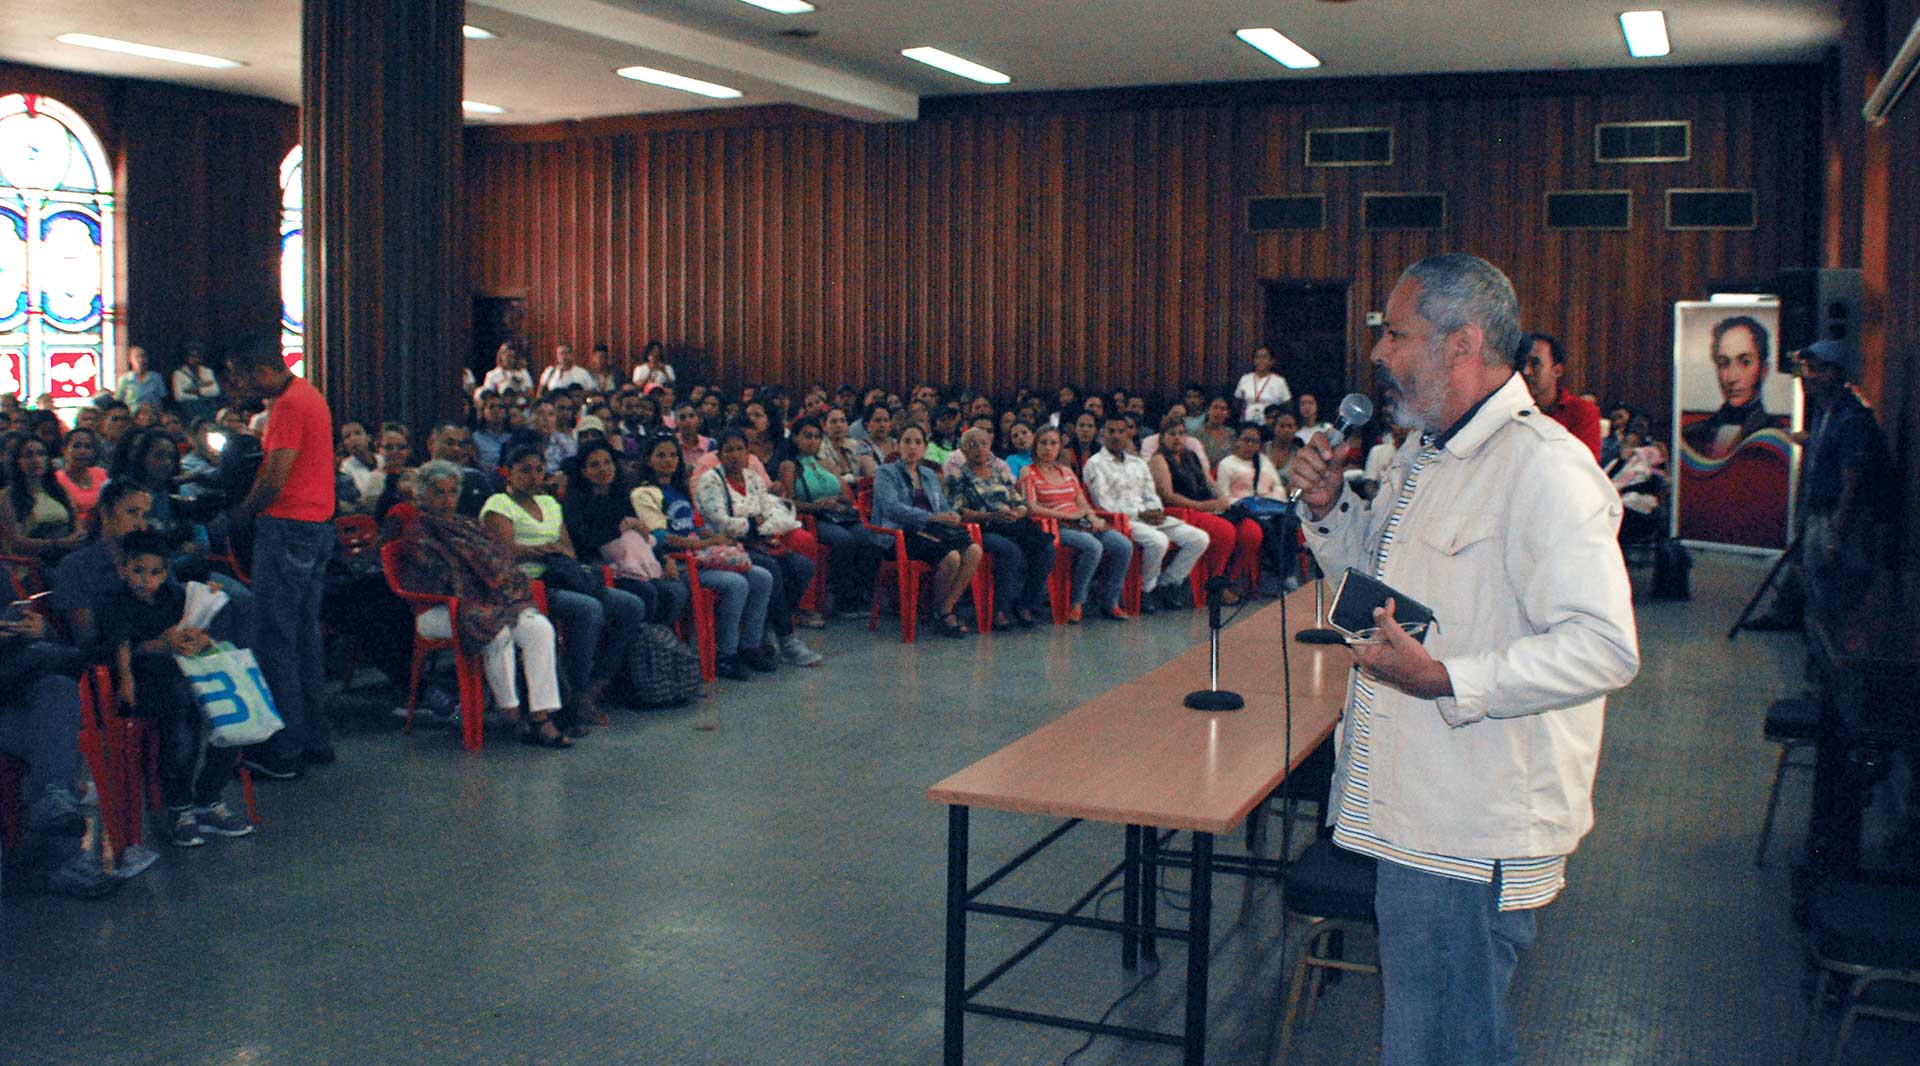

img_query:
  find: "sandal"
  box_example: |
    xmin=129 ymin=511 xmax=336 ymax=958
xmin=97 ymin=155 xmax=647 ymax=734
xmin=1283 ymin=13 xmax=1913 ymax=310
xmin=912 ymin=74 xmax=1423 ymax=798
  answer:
xmin=992 ymin=612 xmax=1015 ymax=632
xmin=518 ymin=714 xmax=572 ymax=749
xmin=940 ymin=613 xmax=971 ymax=638
xmin=1014 ymin=608 xmax=1038 ymax=628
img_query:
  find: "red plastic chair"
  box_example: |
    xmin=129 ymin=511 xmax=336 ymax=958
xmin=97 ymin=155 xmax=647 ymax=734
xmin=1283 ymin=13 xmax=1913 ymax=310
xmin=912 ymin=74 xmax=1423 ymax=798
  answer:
xmin=858 ymin=488 xmax=934 ymax=643
xmin=856 ymin=488 xmax=987 ymax=641
xmin=335 ymin=514 xmax=379 ymax=557
xmin=795 ymin=514 xmax=830 ymax=613
xmin=670 ymin=552 xmax=720 ymax=683
xmin=379 ymin=540 xmax=547 ymax=752
xmin=3 ymin=553 xmax=46 ymax=597
xmin=602 ymin=559 xmax=716 ymax=684
xmin=1038 ymin=518 xmax=1072 ymax=624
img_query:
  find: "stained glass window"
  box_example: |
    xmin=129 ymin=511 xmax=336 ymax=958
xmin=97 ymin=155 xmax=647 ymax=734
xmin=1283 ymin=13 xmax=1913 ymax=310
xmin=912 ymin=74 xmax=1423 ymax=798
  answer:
xmin=279 ymin=144 xmax=304 ymax=377
xmin=0 ymin=93 xmax=114 ymax=408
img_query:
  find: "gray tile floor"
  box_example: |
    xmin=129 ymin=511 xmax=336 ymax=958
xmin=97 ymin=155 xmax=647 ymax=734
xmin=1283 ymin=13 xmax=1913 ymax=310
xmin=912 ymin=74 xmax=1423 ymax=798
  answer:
xmin=0 ymin=555 xmax=1896 ymax=1065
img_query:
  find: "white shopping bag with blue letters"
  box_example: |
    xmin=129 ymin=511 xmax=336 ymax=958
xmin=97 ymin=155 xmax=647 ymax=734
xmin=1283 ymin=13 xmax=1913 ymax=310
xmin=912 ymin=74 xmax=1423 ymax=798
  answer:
xmin=176 ymin=642 xmax=285 ymax=748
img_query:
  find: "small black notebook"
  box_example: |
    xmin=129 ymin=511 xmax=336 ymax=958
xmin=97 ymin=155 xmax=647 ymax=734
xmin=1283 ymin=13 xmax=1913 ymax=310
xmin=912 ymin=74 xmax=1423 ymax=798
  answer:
xmin=1328 ymin=567 xmax=1436 ymax=643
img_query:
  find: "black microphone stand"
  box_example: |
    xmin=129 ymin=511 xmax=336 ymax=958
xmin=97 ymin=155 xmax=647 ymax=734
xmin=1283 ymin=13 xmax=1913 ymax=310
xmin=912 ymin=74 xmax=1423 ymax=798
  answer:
xmin=1294 ymin=568 xmax=1344 ymax=644
xmin=1185 ymin=576 xmax=1244 ymax=711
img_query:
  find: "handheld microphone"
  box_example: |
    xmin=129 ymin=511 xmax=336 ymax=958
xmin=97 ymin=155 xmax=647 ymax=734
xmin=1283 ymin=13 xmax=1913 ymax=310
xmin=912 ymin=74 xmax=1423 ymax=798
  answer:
xmin=1286 ymin=392 xmax=1376 ymax=505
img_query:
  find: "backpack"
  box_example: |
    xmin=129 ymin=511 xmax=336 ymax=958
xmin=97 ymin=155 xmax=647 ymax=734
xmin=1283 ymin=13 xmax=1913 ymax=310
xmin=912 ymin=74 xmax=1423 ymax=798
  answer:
xmin=629 ymin=623 xmax=702 ymax=708
xmin=1650 ymin=539 xmax=1692 ymax=601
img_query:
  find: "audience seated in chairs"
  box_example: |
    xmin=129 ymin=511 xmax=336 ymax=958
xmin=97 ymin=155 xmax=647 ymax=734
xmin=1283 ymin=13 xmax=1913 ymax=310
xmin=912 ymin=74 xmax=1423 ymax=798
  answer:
xmin=1605 ymin=417 xmax=1669 ymax=546
xmin=869 ymin=424 xmax=984 ymax=638
xmin=1082 ymin=413 xmax=1210 ymax=614
xmin=397 ymin=461 xmax=570 ymax=748
xmin=0 ymin=597 xmax=117 ymax=898
xmin=100 ymin=530 xmax=254 ymax=846
xmin=777 ymin=415 xmax=889 ymax=619
xmin=1215 ymin=422 xmax=1302 ymax=591
xmin=2 ymin=433 xmax=86 ymax=567
xmin=563 ymin=439 xmax=689 ymax=626
xmin=632 ymin=435 xmax=775 ymax=679
xmin=56 ymin=428 xmax=108 ymax=526
xmin=481 ymin=442 xmax=644 ymax=733
xmin=1145 ymin=412 xmax=1262 ymax=602
xmin=948 ymin=427 xmax=1055 ymax=630
xmin=1020 ymin=426 xmax=1133 ymax=622
xmin=54 ymin=479 xmax=254 ymax=656
xmin=693 ymin=429 xmax=822 ymax=666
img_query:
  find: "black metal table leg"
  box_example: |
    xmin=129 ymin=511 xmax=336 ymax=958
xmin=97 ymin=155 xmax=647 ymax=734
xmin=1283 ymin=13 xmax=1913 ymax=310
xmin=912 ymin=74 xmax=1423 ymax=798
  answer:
xmin=945 ymin=805 xmax=969 ymax=1066
xmin=1122 ymin=824 xmax=1141 ymax=970
xmin=1141 ymin=826 xmax=1160 ymax=964
xmin=1184 ymin=831 xmax=1214 ymax=1066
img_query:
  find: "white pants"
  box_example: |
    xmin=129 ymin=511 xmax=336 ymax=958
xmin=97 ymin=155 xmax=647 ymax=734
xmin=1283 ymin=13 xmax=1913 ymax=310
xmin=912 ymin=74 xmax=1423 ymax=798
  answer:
xmin=418 ymin=607 xmax=562 ymax=714
xmin=1128 ymin=517 xmax=1210 ymax=592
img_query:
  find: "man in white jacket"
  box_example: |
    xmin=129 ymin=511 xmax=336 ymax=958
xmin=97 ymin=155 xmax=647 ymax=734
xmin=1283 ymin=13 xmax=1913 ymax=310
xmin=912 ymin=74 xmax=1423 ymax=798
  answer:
xmin=1288 ymin=253 xmax=1639 ymax=1066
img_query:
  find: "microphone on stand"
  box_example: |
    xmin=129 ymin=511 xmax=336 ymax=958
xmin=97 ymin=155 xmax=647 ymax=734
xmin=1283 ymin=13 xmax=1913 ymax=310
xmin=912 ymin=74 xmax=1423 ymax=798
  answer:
xmin=1186 ymin=575 xmax=1244 ymax=712
xmin=1291 ymin=392 xmax=1374 ymax=645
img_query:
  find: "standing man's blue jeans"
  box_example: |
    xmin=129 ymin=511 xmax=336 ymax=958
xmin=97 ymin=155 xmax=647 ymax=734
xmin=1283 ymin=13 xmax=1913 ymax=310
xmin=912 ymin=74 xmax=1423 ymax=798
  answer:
xmin=1373 ymin=858 xmax=1538 ymax=1066
xmin=252 ymin=516 xmax=335 ymax=759
xmin=1055 ymin=526 xmax=1133 ymax=610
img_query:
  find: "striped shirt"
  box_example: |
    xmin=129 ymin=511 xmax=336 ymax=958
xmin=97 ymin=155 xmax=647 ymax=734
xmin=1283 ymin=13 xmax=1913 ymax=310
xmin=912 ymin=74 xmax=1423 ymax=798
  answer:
xmin=1330 ymin=438 xmax=1569 ymax=911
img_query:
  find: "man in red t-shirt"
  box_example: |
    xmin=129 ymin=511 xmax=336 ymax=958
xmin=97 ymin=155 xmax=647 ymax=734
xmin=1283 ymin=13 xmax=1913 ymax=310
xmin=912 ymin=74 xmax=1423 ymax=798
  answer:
xmin=1518 ymin=333 xmax=1602 ymax=461
xmin=227 ymin=344 xmax=337 ymax=779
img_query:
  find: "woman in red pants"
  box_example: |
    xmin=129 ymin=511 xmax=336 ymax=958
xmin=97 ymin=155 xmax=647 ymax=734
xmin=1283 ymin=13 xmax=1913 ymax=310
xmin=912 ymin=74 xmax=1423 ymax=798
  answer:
xmin=1147 ymin=413 xmax=1262 ymax=602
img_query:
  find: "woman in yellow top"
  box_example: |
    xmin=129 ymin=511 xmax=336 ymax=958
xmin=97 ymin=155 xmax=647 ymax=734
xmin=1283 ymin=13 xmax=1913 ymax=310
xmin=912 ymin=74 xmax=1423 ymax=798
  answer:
xmin=481 ymin=442 xmax=644 ymax=731
xmin=1 ymin=434 xmax=85 ymax=567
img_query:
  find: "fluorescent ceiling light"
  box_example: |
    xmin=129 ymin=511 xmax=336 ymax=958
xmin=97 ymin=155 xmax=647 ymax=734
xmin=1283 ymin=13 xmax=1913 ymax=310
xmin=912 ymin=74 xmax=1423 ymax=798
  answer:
xmin=735 ymin=0 xmax=817 ymax=12
xmin=1619 ymin=11 xmax=1671 ymax=58
xmin=900 ymin=46 xmax=1010 ymax=85
xmin=1235 ymin=28 xmax=1321 ymax=70
xmin=614 ymin=66 xmax=744 ymax=99
xmin=462 ymin=25 xmax=497 ymax=40
xmin=54 ymin=32 xmax=242 ymax=69
xmin=461 ymin=100 xmax=506 ymax=114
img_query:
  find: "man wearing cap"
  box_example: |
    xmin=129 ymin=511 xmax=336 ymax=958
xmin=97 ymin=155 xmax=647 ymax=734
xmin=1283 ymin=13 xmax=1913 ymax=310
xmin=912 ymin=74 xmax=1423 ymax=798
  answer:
xmin=1747 ymin=339 xmax=1891 ymax=629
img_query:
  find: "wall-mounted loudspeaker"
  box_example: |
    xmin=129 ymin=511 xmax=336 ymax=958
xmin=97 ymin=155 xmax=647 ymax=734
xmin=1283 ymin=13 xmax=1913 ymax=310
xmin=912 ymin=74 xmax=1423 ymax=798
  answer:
xmin=1363 ymin=192 xmax=1446 ymax=230
xmin=1546 ymin=190 xmax=1632 ymax=230
xmin=1306 ymin=127 xmax=1392 ymax=167
xmin=1774 ymin=267 xmax=1863 ymax=355
xmin=1666 ymin=188 xmax=1757 ymax=230
xmin=1247 ymin=195 xmax=1326 ymax=231
xmin=1595 ymin=121 xmax=1690 ymax=163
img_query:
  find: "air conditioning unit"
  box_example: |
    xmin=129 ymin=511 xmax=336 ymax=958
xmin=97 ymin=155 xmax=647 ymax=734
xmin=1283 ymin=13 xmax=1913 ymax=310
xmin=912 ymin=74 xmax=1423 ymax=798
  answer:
xmin=1864 ymin=17 xmax=1920 ymax=125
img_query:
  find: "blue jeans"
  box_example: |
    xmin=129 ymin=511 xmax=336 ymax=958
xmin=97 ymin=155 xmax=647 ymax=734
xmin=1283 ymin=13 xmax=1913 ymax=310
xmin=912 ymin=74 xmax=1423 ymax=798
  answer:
xmin=981 ymin=523 xmax=1056 ymax=615
xmin=207 ymin=572 xmax=255 ymax=646
xmin=810 ymin=518 xmax=890 ymax=608
xmin=546 ymin=586 xmax=646 ymax=699
xmin=690 ymin=566 xmax=773 ymax=657
xmin=0 ymin=674 xmax=82 ymax=816
xmin=747 ymin=549 xmax=814 ymax=638
xmin=545 ymin=589 xmax=600 ymax=696
xmin=251 ymin=516 xmax=335 ymax=756
xmin=1056 ymin=526 xmax=1133 ymax=609
xmin=0 ymin=674 xmax=85 ymax=871
xmin=1374 ymin=858 xmax=1539 ymax=1066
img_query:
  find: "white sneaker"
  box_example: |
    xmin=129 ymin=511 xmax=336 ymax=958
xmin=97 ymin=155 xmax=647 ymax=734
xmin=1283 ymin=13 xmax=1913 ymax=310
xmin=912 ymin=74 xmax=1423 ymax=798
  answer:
xmin=113 ymin=843 xmax=160 ymax=880
xmin=778 ymin=634 xmax=823 ymax=667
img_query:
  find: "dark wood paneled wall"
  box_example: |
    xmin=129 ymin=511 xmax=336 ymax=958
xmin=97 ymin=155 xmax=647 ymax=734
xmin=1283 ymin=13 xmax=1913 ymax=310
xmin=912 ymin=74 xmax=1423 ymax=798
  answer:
xmin=1826 ymin=0 xmax=1919 ymax=565
xmin=466 ymin=66 xmax=1822 ymax=424
xmin=0 ymin=61 xmax=297 ymax=383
